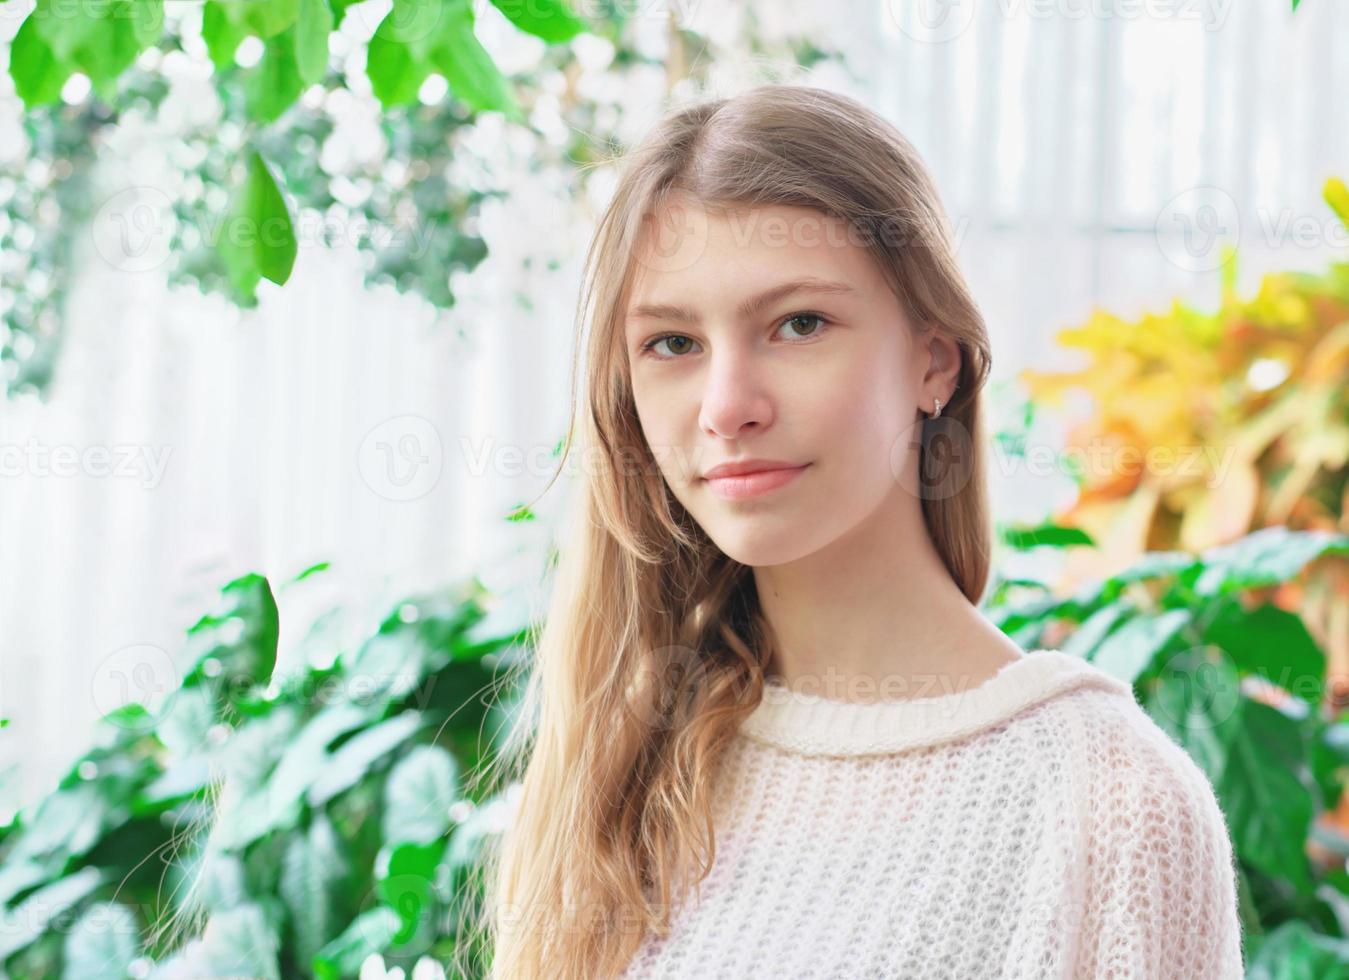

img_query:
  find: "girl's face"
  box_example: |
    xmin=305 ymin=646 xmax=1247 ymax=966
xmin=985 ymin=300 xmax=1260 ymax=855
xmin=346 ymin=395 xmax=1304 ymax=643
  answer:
xmin=623 ymin=196 xmax=944 ymax=566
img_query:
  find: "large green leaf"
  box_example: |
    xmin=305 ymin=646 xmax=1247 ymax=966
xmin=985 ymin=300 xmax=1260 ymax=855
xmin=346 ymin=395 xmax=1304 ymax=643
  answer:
xmin=27 ymin=0 xmax=148 ymax=100
xmin=130 ymin=0 xmax=164 ymax=48
xmin=185 ymin=903 xmax=283 ymax=980
xmin=0 ymin=867 xmax=104 ymax=961
xmin=488 ymin=0 xmax=586 ymax=43
xmin=1087 ymin=608 xmax=1192 ymax=684
xmin=307 ymin=711 xmax=425 ymax=807
xmin=236 ymin=0 xmax=301 ymax=38
xmin=218 ymin=702 xmax=379 ymax=849
xmin=1219 ymin=700 xmax=1317 ymax=895
xmin=280 ymin=813 xmax=347 ymax=965
xmin=1193 ymin=526 xmax=1349 ymax=597
xmin=61 ymin=901 xmax=141 ymax=980
xmin=427 ymin=13 xmax=521 ymax=117
xmin=366 ymin=10 xmax=434 ymax=109
xmin=1058 ymin=601 xmax=1130 ymax=659
xmin=0 ymin=859 xmax=49 ymax=907
xmin=295 ymin=0 xmax=334 ymax=84
xmin=1144 ymin=646 xmax=1243 ymax=784
xmin=313 ymin=906 xmax=402 ymax=980
xmin=377 ymin=839 xmax=446 ymax=950
xmin=201 ymin=0 xmax=250 ymax=69
xmin=210 ymin=706 xmax=303 ymax=849
xmin=382 ymin=744 xmax=460 ymax=845
xmin=244 ymin=27 xmax=306 ymax=124
xmin=9 ymin=13 xmax=69 ymax=107
xmin=7 ymin=783 xmax=108 ymax=865
xmin=365 ymin=0 xmax=522 ymax=117
xmin=1201 ymin=599 xmax=1326 ymax=705
xmin=215 ymin=151 xmax=298 ymax=300
xmin=1246 ymin=919 xmax=1349 ymax=977
xmin=183 ymin=848 xmax=249 ymax=914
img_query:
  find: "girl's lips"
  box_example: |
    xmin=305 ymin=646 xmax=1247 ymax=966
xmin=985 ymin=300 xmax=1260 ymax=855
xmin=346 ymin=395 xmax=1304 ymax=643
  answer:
xmin=703 ymin=464 xmax=809 ymax=501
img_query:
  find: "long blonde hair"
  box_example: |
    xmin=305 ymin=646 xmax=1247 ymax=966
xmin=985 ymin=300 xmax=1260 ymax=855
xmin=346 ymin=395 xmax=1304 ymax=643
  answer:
xmin=473 ymin=82 xmax=994 ymax=979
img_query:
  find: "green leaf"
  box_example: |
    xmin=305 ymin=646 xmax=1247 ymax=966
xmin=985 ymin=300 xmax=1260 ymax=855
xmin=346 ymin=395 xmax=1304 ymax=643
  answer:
xmin=426 ymin=14 xmax=521 ymax=117
xmin=0 ymin=867 xmax=104 ymax=961
xmin=217 ymin=150 xmax=297 ymax=299
xmin=240 ymin=0 xmax=301 ymax=38
xmin=0 ymin=859 xmax=48 ymax=907
xmin=366 ymin=13 xmax=432 ymax=109
xmin=129 ymin=0 xmax=164 ymax=48
xmin=62 ymin=902 xmax=141 ymax=980
xmin=186 ymin=849 xmax=249 ymax=913
xmin=307 ymin=711 xmax=425 ymax=806
xmin=244 ymin=27 xmax=306 ymax=124
xmin=1088 ymin=608 xmax=1192 ymax=684
xmin=1000 ymin=522 xmax=1095 ymax=550
xmin=1143 ymin=646 xmax=1243 ymax=784
xmin=280 ymin=813 xmax=347 ymax=965
xmin=1219 ymin=700 xmax=1316 ymax=895
xmin=28 ymin=0 xmax=147 ymax=102
xmin=193 ymin=904 xmax=282 ymax=980
xmin=180 ymin=569 xmax=282 ymax=724
xmin=1246 ymin=919 xmax=1349 ymax=976
xmin=382 ymin=744 xmax=460 ymax=845
xmin=1201 ymin=599 xmax=1326 ymax=705
xmin=488 ymin=0 xmax=586 ymax=43
xmin=1059 ymin=601 xmax=1130 ymax=659
xmin=8 ymin=784 xmax=108 ymax=865
xmin=230 ymin=702 xmax=378 ymax=847
xmin=313 ymin=906 xmax=403 ymax=980
xmin=201 ymin=0 xmax=249 ymax=69
xmin=9 ymin=12 xmax=70 ymax=108
xmin=329 ymin=0 xmax=362 ymax=28
xmin=1193 ymin=526 xmax=1349 ymax=597
xmin=377 ymin=839 xmax=445 ymax=944
xmin=137 ymin=753 xmax=212 ymax=808
xmin=295 ymin=0 xmax=334 ymax=85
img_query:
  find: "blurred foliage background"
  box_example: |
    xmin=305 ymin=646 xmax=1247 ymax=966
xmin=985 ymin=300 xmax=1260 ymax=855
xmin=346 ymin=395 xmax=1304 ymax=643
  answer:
xmin=2 ymin=0 xmax=1348 ymax=977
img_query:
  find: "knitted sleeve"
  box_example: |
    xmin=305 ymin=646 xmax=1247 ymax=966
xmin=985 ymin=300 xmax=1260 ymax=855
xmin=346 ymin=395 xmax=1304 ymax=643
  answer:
xmin=1075 ymin=714 xmax=1245 ymax=979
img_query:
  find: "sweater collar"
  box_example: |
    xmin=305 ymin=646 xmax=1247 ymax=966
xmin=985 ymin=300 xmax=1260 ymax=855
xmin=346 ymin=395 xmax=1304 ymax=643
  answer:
xmin=737 ymin=649 xmax=1135 ymax=757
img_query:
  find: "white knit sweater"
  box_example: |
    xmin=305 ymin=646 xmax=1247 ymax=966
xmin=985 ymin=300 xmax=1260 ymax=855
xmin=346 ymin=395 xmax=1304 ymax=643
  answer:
xmin=619 ymin=649 xmax=1245 ymax=979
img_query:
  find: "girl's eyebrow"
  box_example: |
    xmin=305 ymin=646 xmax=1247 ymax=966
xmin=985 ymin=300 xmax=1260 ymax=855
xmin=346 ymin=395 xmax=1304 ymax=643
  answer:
xmin=625 ymin=276 xmax=857 ymax=326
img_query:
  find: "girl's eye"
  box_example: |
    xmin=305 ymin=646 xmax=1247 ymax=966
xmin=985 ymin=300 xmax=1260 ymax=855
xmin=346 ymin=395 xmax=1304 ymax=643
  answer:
xmin=775 ymin=312 xmax=827 ymax=340
xmin=640 ymin=334 xmax=699 ymax=358
xmin=638 ymin=312 xmax=831 ymax=360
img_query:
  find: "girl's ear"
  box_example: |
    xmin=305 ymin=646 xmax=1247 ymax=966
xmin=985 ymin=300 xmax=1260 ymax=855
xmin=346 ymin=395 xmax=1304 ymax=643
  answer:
xmin=921 ymin=330 xmax=962 ymax=393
